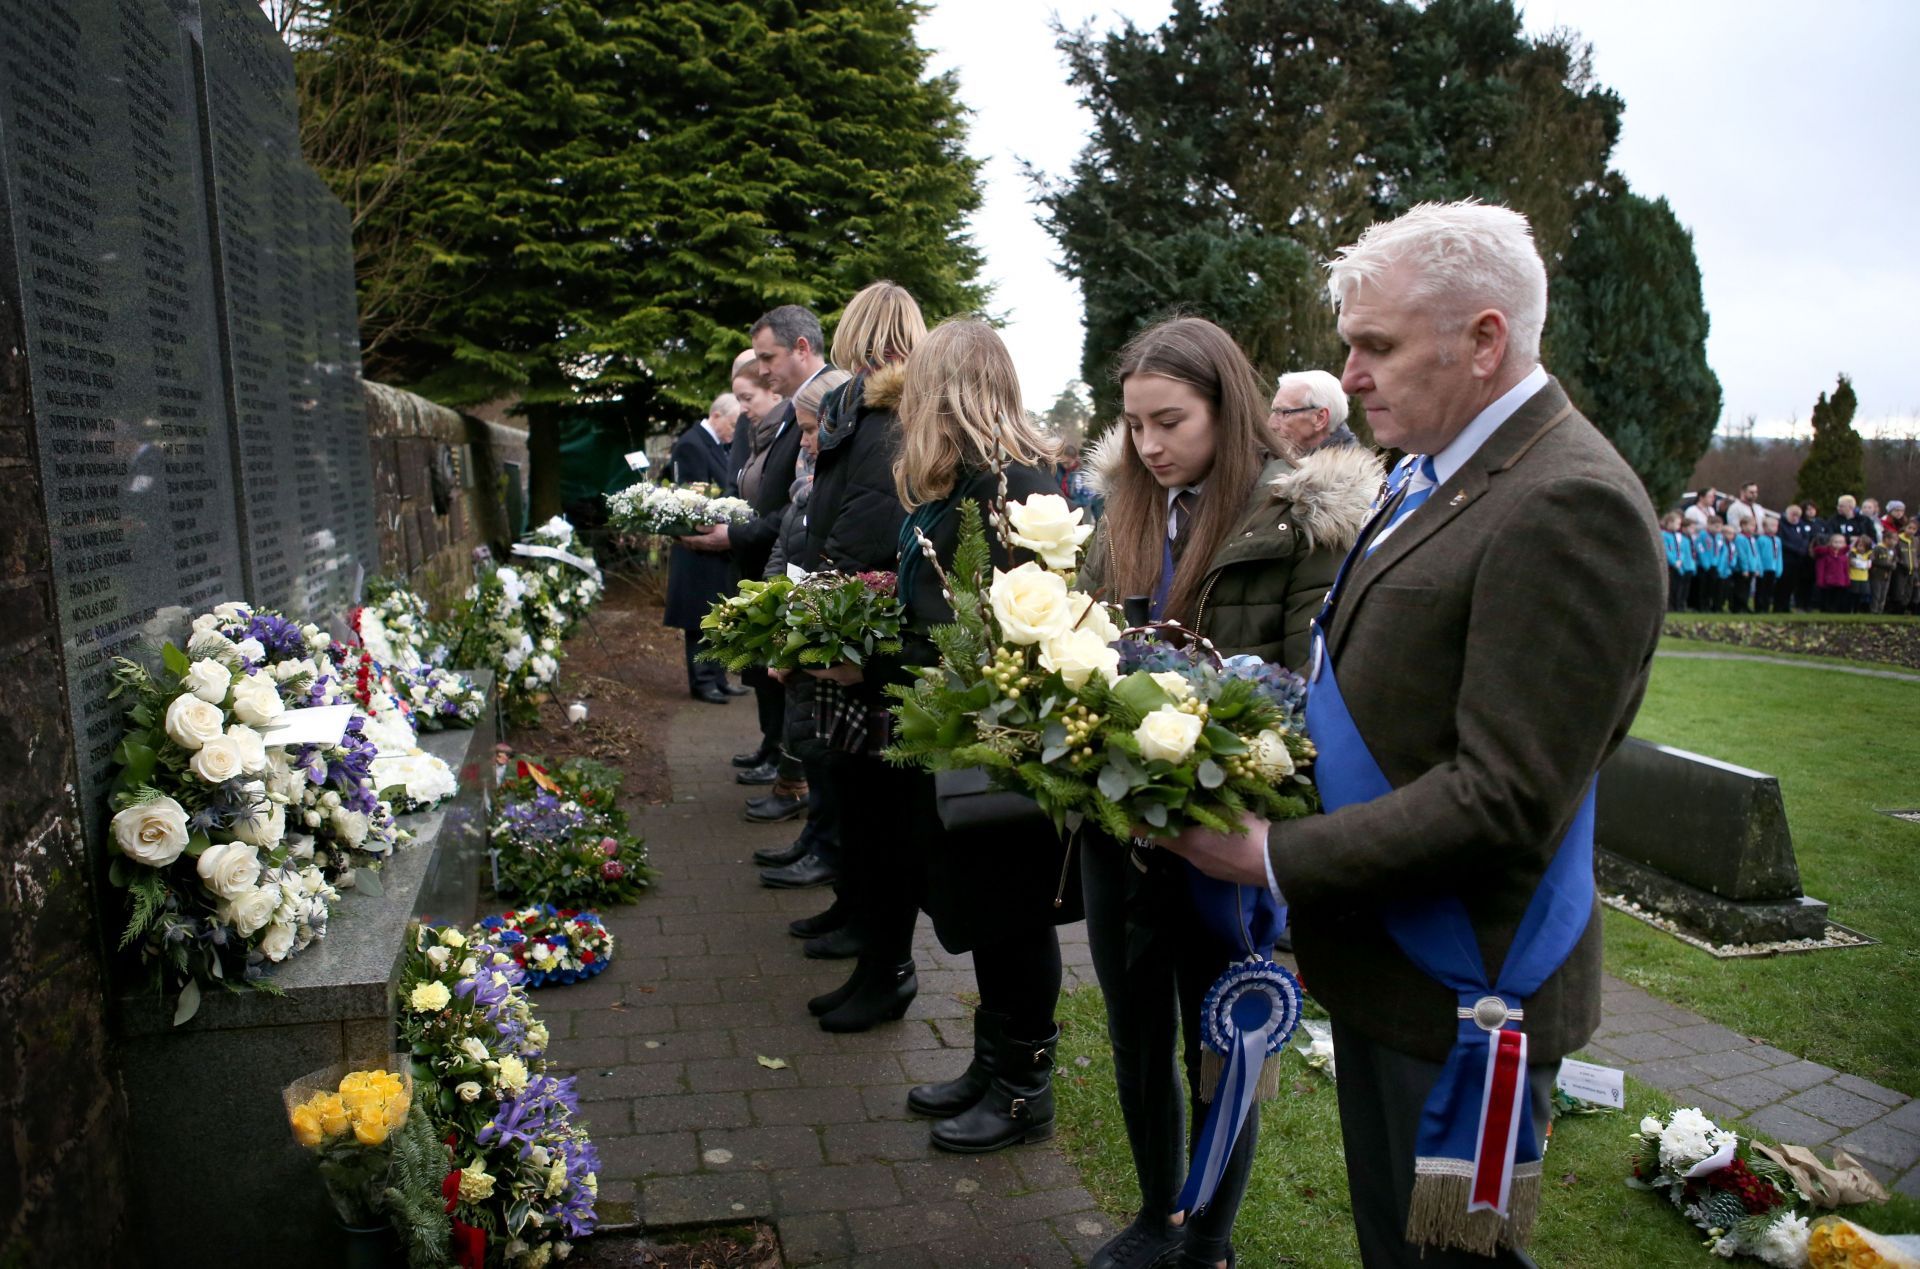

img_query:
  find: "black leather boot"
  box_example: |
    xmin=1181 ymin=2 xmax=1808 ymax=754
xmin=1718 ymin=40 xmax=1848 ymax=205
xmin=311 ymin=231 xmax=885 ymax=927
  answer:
xmin=817 ymin=959 xmax=917 ymax=1033
xmin=929 ymin=1026 xmax=1057 ymax=1153
xmin=806 ymin=960 xmax=869 ymax=1017
xmin=908 ymin=1009 xmax=1006 ymax=1118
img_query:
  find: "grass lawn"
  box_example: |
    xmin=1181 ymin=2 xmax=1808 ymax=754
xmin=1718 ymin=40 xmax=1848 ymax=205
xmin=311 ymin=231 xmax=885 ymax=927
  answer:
xmin=1054 ymin=988 xmax=1920 ymax=1268
xmin=1659 ymin=633 xmax=1918 ymax=675
xmin=1621 ymin=655 xmax=1920 ymax=1092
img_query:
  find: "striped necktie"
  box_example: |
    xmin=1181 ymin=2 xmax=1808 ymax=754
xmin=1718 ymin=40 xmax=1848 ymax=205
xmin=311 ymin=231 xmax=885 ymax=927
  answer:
xmin=1366 ymin=456 xmax=1438 ymax=555
xmin=1170 ymin=488 xmax=1199 ymax=563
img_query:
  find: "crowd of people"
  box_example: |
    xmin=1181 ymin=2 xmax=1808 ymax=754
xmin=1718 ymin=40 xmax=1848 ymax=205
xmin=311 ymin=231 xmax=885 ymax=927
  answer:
xmin=1660 ymin=483 xmax=1918 ymax=615
xmin=643 ymin=201 xmax=1670 ymax=1268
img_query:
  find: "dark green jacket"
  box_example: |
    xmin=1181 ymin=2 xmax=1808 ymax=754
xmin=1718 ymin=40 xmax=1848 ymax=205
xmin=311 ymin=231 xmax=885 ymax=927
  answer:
xmin=1078 ymin=442 xmax=1383 ymax=670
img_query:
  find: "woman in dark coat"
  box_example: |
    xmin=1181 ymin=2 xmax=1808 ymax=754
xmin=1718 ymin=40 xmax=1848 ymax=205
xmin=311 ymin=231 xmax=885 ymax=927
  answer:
xmin=809 ymin=318 xmax=1081 ymax=1156
xmin=1073 ymin=318 xmax=1379 ymax=1269
xmin=663 ymin=395 xmax=743 ymax=702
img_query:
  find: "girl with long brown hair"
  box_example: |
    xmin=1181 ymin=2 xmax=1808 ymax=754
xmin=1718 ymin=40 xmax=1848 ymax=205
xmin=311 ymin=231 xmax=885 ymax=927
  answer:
xmin=1076 ymin=317 xmax=1381 ymax=1269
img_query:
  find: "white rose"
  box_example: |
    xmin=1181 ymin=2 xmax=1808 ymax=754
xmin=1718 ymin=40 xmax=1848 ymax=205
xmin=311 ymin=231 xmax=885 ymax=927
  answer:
xmin=1069 ymin=594 xmax=1121 ymax=645
xmin=188 ymin=734 xmax=245 ymax=784
xmin=231 ymin=799 xmax=286 ymax=849
xmin=285 ymin=834 xmax=315 ymax=861
xmin=187 ymin=628 xmax=234 ymax=659
xmin=1005 ymin=493 xmax=1094 ymax=569
xmin=235 ymin=637 xmax=267 ymax=664
xmin=260 ymin=922 xmax=297 ymax=961
xmin=461 ymin=1037 xmax=491 ymax=1064
xmin=221 ymin=885 xmax=277 ymax=936
xmin=1134 ymin=705 xmax=1204 ymax=764
xmin=332 ymin=809 xmax=370 ymax=849
xmin=456 ymin=1081 xmax=482 ymax=1103
xmin=182 ymin=658 xmax=232 ymax=704
xmin=226 ymin=724 xmax=268 ymax=774
xmin=164 ymin=693 xmax=226 ymax=751
xmin=988 ymin=563 xmax=1075 ymax=645
xmin=1148 ymin=670 xmax=1193 ymax=702
xmin=111 ymin=797 xmax=191 ymax=867
xmin=195 ymin=840 xmax=261 ymax=899
xmin=427 ymin=945 xmax=452 ymax=970
xmin=211 ymin=601 xmax=248 ymax=622
xmin=1640 ymin=1116 xmax=1664 ymax=1135
xmin=1249 ymin=729 xmax=1295 ymax=779
xmin=1039 ymin=628 xmax=1123 ymax=689
xmin=229 ymin=675 xmax=284 ymax=726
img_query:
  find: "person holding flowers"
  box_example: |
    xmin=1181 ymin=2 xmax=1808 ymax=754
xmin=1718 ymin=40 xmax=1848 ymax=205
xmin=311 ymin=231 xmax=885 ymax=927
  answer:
xmin=1072 ymin=316 xmax=1379 ymax=1269
xmin=812 ymin=316 xmax=1083 ymax=1151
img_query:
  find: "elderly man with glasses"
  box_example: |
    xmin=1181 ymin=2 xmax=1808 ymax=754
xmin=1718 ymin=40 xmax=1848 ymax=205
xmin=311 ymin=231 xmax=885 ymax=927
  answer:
xmin=1265 ymin=367 xmax=1359 ymax=457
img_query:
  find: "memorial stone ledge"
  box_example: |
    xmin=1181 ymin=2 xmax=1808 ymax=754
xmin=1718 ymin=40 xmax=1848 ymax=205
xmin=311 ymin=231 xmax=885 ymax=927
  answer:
xmin=116 ymin=673 xmax=495 ymax=1264
xmin=1596 ymin=737 xmax=1829 ymax=944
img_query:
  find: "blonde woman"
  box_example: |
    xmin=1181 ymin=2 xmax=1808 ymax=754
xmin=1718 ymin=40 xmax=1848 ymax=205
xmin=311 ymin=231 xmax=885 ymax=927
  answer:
xmin=795 ymin=282 xmax=928 ymax=1032
xmin=810 ymin=317 xmax=1078 ymax=1152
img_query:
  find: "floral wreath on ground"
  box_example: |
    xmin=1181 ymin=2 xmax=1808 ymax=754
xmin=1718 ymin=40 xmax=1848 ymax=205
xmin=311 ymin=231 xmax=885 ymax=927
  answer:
xmin=473 ymin=906 xmax=614 ymax=988
xmin=1629 ymin=1107 xmax=1811 ymax=1266
xmin=106 ymin=641 xmax=337 ymax=1023
xmin=452 ymin=563 xmax=561 ymax=728
xmin=399 ymin=922 xmax=596 ymax=1267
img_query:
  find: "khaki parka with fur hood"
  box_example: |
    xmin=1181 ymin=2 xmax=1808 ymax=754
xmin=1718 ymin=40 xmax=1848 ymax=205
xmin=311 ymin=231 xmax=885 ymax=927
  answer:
xmin=1077 ymin=434 xmax=1383 ymax=672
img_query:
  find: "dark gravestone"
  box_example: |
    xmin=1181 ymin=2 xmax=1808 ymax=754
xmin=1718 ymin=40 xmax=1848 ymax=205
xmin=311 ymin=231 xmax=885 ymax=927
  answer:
xmin=0 ymin=0 xmax=244 ymax=844
xmin=1595 ymin=738 xmax=1829 ymax=943
xmin=183 ymin=0 xmax=374 ymax=619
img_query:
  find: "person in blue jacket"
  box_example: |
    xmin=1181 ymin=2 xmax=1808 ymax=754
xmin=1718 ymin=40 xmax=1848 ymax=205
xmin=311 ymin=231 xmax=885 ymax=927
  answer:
xmin=1690 ymin=522 xmax=1723 ymax=611
xmin=1660 ymin=512 xmax=1694 ymax=612
xmin=1729 ymin=521 xmax=1761 ymax=613
xmin=1757 ymin=514 xmax=1785 ymax=607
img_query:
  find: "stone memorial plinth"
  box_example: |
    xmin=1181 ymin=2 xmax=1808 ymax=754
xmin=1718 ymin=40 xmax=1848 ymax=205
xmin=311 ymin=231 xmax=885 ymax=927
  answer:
xmin=117 ymin=684 xmax=493 ymax=1261
xmin=1595 ymin=737 xmax=1829 ymax=943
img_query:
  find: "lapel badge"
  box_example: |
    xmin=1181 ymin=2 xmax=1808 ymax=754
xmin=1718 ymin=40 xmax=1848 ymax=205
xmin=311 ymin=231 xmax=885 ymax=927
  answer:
xmin=1448 ymin=491 xmax=1469 ymax=508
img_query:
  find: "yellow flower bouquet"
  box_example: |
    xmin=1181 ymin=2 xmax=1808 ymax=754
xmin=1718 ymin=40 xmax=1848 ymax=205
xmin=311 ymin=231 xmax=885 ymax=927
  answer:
xmin=1809 ymin=1216 xmax=1920 ymax=1268
xmin=284 ymin=1061 xmax=414 ymax=1226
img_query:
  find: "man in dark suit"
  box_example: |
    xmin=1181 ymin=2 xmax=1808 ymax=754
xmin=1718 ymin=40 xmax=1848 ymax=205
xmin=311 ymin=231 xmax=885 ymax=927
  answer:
xmin=1164 ymin=202 xmax=1666 ymax=1266
xmin=664 ymin=394 xmax=744 ymax=703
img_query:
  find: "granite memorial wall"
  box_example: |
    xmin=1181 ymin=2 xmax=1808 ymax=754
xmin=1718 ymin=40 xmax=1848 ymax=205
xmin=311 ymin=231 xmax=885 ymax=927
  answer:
xmin=1 ymin=0 xmax=376 ymax=846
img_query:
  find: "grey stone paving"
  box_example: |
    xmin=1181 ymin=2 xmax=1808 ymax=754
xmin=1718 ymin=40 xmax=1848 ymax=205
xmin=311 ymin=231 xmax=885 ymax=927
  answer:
xmin=545 ymin=701 xmax=1107 ymax=1267
xmin=546 ymin=696 xmax=1920 ymax=1267
xmin=1581 ymin=978 xmax=1920 ymax=1199
xmin=1655 ymin=649 xmax=1920 ymax=683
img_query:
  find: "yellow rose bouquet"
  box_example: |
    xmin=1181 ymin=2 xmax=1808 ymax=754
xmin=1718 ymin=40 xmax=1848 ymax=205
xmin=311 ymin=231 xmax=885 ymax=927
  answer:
xmin=284 ymin=1062 xmax=414 ymax=1226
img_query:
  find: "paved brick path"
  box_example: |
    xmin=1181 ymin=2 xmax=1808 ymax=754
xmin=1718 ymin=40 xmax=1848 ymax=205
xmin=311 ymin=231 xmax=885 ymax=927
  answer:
xmin=1583 ymin=978 xmax=1920 ymax=1197
xmin=546 ymin=697 xmax=1919 ymax=1266
xmin=547 ymin=700 xmax=1111 ymax=1267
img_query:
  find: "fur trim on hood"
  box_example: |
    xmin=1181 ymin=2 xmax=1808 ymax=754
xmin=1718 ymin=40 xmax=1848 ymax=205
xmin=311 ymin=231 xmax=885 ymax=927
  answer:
xmin=1080 ymin=426 xmax=1130 ymax=498
xmin=861 ymin=361 xmax=908 ymax=411
xmin=1267 ymin=444 xmax=1383 ymax=553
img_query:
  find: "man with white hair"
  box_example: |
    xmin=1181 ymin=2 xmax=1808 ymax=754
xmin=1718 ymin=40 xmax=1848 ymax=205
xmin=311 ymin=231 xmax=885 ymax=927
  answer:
xmin=663 ymin=393 xmax=745 ymax=703
xmin=1161 ymin=202 xmax=1665 ymax=1265
xmin=1266 ymin=367 xmax=1358 ymax=456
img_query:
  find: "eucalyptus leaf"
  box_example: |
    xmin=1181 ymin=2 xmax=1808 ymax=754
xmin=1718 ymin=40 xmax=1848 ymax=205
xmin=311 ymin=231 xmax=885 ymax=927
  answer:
xmin=1097 ymin=765 xmax=1131 ymax=801
xmin=357 ymin=868 xmax=386 ymax=898
xmin=172 ymin=978 xmax=202 ymax=1027
xmin=1197 ymin=758 xmax=1225 ymax=789
xmin=1142 ymin=802 xmax=1168 ymax=828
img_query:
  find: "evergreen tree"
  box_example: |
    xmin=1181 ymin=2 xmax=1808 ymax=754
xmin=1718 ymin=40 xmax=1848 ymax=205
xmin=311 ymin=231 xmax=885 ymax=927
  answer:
xmin=1036 ymin=0 xmax=1626 ymax=420
xmin=297 ymin=0 xmax=985 ymax=517
xmin=1545 ymin=187 xmax=1720 ymax=505
xmin=1043 ymin=382 xmax=1093 ymax=449
xmin=1796 ymin=375 xmax=1866 ymax=508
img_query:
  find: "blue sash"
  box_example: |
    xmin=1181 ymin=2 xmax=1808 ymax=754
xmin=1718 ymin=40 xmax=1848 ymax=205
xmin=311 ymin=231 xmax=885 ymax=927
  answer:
xmin=1302 ymin=494 xmax=1596 ymax=1254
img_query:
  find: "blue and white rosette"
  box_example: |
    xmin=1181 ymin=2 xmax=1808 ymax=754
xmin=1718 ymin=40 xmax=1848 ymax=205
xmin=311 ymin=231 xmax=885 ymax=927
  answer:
xmin=1174 ymin=952 xmax=1302 ymax=1218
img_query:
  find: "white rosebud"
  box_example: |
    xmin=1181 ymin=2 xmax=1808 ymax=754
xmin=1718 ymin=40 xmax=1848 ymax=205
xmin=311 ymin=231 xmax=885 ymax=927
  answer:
xmin=456 ymin=1081 xmax=482 ymax=1103
xmin=110 ymin=797 xmax=191 ymax=867
xmin=164 ymin=693 xmax=226 ymax=751
xmin=195 ymin=840 xmax=261 ymax=899
xmin=229 ymin=674 xmax=284 ymax=727
xmin=1134 ymin=705 xmax=1204 ymax=765
xmin=183 ymin=658 xmax=232 ymax=704
xmin=567 ymin=702 xmax=588 ymax=724
xmin=188 ymin=734 xmax=246 ymax=784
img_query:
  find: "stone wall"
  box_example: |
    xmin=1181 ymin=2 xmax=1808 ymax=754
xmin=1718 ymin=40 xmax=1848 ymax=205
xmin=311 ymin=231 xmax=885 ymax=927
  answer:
xmin=0 ymin=290 xmax=132 ymax=1265
xmin=363 ymin=381 xmax=529 ymax=612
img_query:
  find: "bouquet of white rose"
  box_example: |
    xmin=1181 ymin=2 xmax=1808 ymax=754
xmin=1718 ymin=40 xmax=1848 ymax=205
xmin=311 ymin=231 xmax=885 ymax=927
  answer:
xmin=887 ymin=494 xmax=1317 ymax=840
xmin=605 ymin=480 xmax=754 ymax=537
xmin=450 ymin=564 xmax=562 ymax=727
xmin=106 ymin=641 xmax=338 ymax=1023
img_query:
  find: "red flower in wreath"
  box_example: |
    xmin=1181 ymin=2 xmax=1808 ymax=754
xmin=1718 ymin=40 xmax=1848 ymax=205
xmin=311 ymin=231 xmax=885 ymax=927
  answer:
xmin=441 ymin=1169 xmax=462 ymax=1214
xmin=451 ymin=1219 xmax=487 ymax=1269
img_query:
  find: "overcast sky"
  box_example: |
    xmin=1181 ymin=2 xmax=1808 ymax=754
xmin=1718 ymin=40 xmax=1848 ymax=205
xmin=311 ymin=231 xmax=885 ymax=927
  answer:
xmin=919 ymin=0 xmax=1920 ymax=439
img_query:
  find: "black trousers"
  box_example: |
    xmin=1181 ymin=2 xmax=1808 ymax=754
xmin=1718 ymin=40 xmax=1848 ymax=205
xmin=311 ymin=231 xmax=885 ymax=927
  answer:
xmin=1332 ymin=1020 xmax=1556 ymax=1269
xmin=797 ymin=751 xmax=843 ymax=868
xmin=680 ymin=627 xmax=723 ymax=692
xmin=745 ymin=667 xmax=783 ymax=753
xmin=1082 ymin=834 xmax=1258 ymax=1262
xmin=1787 ymin=554 xmax=1816 ymax=611
xmin=1665 ymin=568 xmax=1688 ymax=612
xmin=838 ymin=756 xmax=924 ymax=962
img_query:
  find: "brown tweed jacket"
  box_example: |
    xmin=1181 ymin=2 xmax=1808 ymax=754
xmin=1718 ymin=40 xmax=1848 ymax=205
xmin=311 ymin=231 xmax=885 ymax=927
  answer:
xmin=1271 ymin=377 xmax=1666 ymax=1064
